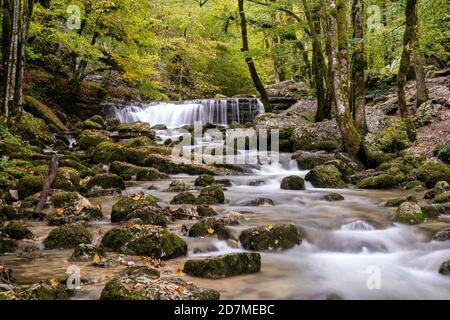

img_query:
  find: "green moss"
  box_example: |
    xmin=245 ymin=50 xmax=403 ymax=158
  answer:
xmin=194 ymin=175 xmax=216 ymax=187
xmin=18 ymin=176 xmax=45 ymax=199
xmin=70 ymin=244 xmax=104 ymax=261
xmin=110 ymin=161 xmax=168 ymax=181
xmin=434 ymin=141 xmax=450 ymax=164
xmin=44 ymin=224 xmax=92 ymax=249
xmin=417 ymin=161 xmax=450 ymax=188
xmin=196 ymin=205 xmax=218 ymax=217
xmin=20 ymin=284 xmax=70 ymax=300
xmin=170 ymin=192 xmax=196 ymax=205
xmin=78 ymin=130 xmax=111 ymax=150
xmin=356 ymin=174 xmax=397 ymax=189
xmin=83 ymin=119 xmax=104 ymax=130
xmin=395 ymin=202 xmax=425 ymax=225
xmin=434 ymin=191 xmax=450 ymax=204
xmin=305 ymin=165 xmax=346 ymax=188
xmin=3 ymin=221 xmax=33 ymax=240
xmin=17 ymin=112 xmax=55 ymax=145
xmin=375 ymin=120 xmax=412 ymax=154
xmin=0 ymin=236 xmax=17 ymax=254
xmin=86 ymin=174 xmax=125 ymax=190
xmin=184 ymin=253 xmax=261 ymax=279
xmin=25 ymin=96 xmax=68 ymax=132
xmin=239 ymin=224 xmax=302 ymax=252
xmin=197 ymin=184 xmax=225 ymax=204
xmin=111 ymin=194 xmax=158 ymax=223
xmin=280 ymin=175 xmax=305 ymax=190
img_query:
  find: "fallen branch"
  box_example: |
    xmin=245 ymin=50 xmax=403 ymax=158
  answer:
xmin=33 ymin=154 xmax=59 ymax=217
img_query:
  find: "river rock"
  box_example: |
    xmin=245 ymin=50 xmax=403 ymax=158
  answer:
xmin=439 ymin=261 xmax=450 ymax=275
xmin=280 ymin=176 xmax=305 ymax=190
xmin=86 ymin=174 xmax=126 ymax=191
xmin=78 ymin=130 xmax=112 ymax=150
xmin=394 ymin=202 xmax=425 ymax=225
xmin=305 ymin=165 xmax=346 ymax=188
xmin=356 ymin=174 xmax=397 ymax=189
xmin=433 ymin=228 xmax=450 ymax=241
xmin=292 ymin=151 xmax=336 ymax=169
xmin=0 ymin=236 xmax=17 ymax=254
xmin=19 ymin=282 xmax=70 ymax=300
xmin=425 ymin=181 xmax=450 ymax=199
xmin=185 ymin=215 xmax=241 ymax=240
xmin=44 ymin=223 xmax=92 ymax=249
xmin=416 ymin=160 xmax=450 ymax=189
xmin=434 ymin=141 xmax=450 ymax=164
xmin=166 ymin=180 xmax=190 ymax=192
xmin=242 ymin=198 xmax=275 ymax=207
xmin=184 ymin=253 xmax=261 ymax=279
xmin=111 ymin=193 xmax=159 ymax=223
xmin=194 ymin=175 xmax=216 ymax=187
xmin=433 ymin=191 xmax=450 ymax=204
xmin=2 ymin=221 xmax=33 ymax=240
xmin=117 ymin=122 xmax=155 ymax=139
xmin=170 ymin=192 xmax=196 ymax=205
xmin=110 ymin=161 xmax=168 ymax=181
xmin=100 ymin=225 xmax=187 ymax=260
xmin=197 ymin=205 xmax=218 ymax=217
xmin=323 ymin=193 xmax=345 ymax=201
xmin=239 ymin=224 xmax=302 ymax=252
xmin=70 ymin=244 xmax=104 ymax=261
xmin=385 ymin=195 xmax=417 ymax=207
xmin=196 ymin=184 xmax=225 ymax=204
xmin=421 ymin=204 xmax=447 ymax=218
xmin=100 ymin=267 xmax=219 ymax=300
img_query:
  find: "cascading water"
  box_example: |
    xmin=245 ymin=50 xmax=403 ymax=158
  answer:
xmin=106 ymin=98 xmax=264 ymax=129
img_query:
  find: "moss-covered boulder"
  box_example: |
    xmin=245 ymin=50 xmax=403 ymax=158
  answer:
xmin=143 ymin=154 xmax=215 ymax=176
xmin=305 ymin=165 xmax=346 ymax=188
xmin=2 ymin=221 xmax=33 ymax=240
xmin=69 ymin=244 xmax=104 ymax=261
xmin=166 ymin=180 xmax=190 ymax=192
xmin=197 ymin=205 xmax=218 ymax=217
xmin=421 ymin=204 xmax=447 ymax=219
xmin=77 ymin=130 xmax=111 ymax=150
xmin=196 ymin=184 xmax=225 ymax=204
xmin=0 ymin=236 xmax=17 ymax=254
xmin=385 ymin=195 xmax=417 ymax=207
xmin=30 ymin=166 xmax=81 ymax=191
xmin=100 ymin=225 xmax=187 ymax=260
xmin=356 ymin=174 xmax=397 ymax=189
xmin=171 ymin=192 xmax=196 ymax=205
xmin=323 ymin=193 xmax=345 ymax=201
xmin=50 ymin=191 xmax=85 ymax=209
xmin=17 ymin=112 xmax=55 ymax=145
xmin=417 ymin=160 xmax=450 ymax=188
xmin=239 ymin=224 xmax=302 ymax=252
xmin=19 ymin=283 xmax=70 ymax=300
xmin=184 ymin=253 xmax=261 ymax=279
xmin=292 ymin=151 xmax=336 ymax=169
xmin=194 ymin=175 xmax=216 ymax=187
xmin=425 ymin=181 xmax=450 ymax=199
xmin=25 ymin=96 xmax=68 ymax=132
xmin=60 ymin=158 xmax=96 ymax=178
xmin=280 ymin=175 xmax=305 ymax=190
xmin=434 ymin=191 xmax=450 ymax=204
xmin=433 ymin=228 xmax=450 ymax=242
xmin=117 ymin=122 xmax=155 ymax=139
xmin=83 ymin=115 xmax=106 ymax=130
xmin=44 ymin=224 xmax=92 ymax=249
xmin=434 ymin=141 xmax=450 ymax=164
xmin=439 ymin=261 xmax=450 ymax=276
xmin=86 ymin=174 xmax=125 ymax=191
xmin=110 ymin=161 xmax=168 ymax=181
xmin=18 ymin=176 xmax=44 ymax=199
xmin=395 ymin=202 xmax=425 ymax=225
xmin=120 ymin=205 xmax=167 ymax=226
xmin=111 ymin=193 xmax=159 ymax=223
xmin=375 ymin=120 xmax=412 ymax=154
xmin=242 ymin=198 xmax=275 ymax=206
xmin=186 ymin=215 xmax=241 ymax=240
xmin=100 ymin=273 xmax=219 ymax=300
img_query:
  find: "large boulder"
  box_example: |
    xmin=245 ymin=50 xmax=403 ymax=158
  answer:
xmin=292 ymin=151 xmax=336 ymax=169
xmin=31 ymin=166 xmax=81 ymax=191
xmin=17 ymin=176 xmax=45 ymax=199
xmin=239 ymin=224 xmax=302 ymax=252
xmin=305 ymin=165 xmax=346 ymax=188
xmin=439 ymin=261 xmax=450 ymax=275
xmin=185 ymin=215 xmax=241 ymax=240
xmin=356 ymin=174 xmax=397 ymax=189
xmin=86 ymin=174 xmax=125 ymax=191
xmin=100 ymin=225 xmax=187 ymax=260
xmin=110 ymin=161 xmax=168 ymax=181
xmin=194 ymin=175 xmax=216 ymax=187
xmin=395 ymin=202 xmax=425 ymax=225
xmin=184 ymin=253 xmax=261 ymax=279
xmin=416 ymin=160 xmax=450 ymax=188
xmin=434 ymin=141 xmax=450 ymax=164
xmin=2 ymin=221 xmax=33 ymax=240
xmin=111 ymin=193 xmax=159 ymax=223
xmin=77 ymin=130 xmax=112 ymax=150
xmin=17 ymin=112 xmax=55 ymax=145
xmin=170 ymin=192 xmax=196 ymax=205
xmin=44 ymin=224 xmax=92 ymax=249
xmin=280 ymin=175 xmax=305 ymax=190
xmin=290 ymin=119 xmax=342 ymax=152
xmin=25 ymin=96 xmax=68 ymax=132
xmin=196 ymin=184 xmax=225 ymax=204
xmin=117 ymin=122 xmax=155 ymax=139
xmin=100 ymin=266 xmax=219 ymax=300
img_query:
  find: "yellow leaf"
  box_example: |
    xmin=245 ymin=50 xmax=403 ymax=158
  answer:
xmin=207 ymin=228 xmax=215 ymax=235
xmin=265 ymin=225 xmax=274 ymax=232
xmin=92 ymin=255 xmax=101 ymax=264
xmin=176 ymin=268 xmax=184 ymax=276
xmin=55 ymin=208 xmax=64 ymax=216
xmin=48 ymin=279 xmax=59 ymax=288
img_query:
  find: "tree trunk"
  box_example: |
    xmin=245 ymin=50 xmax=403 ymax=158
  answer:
xmin=414 ymin=54 xmax=429 ymax=107
xmin=34 ymin=154 xmax=59 ymax=217
xmin=329 ymin=0 xmax=362 ymax=156
xmin=351 ymin=0 xmax=368 ymax=133
xmin=2 ymin=0 xmax=32 ymax=123
xmin=319 ymin=0 xmax=333 ymax=120
xmin=238 ymin=0 xmax=272 ymax=113
xmin=397 ymin=0 xmax=419 ymax=140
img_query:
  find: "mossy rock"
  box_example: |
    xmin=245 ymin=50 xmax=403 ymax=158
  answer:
xmin=83 ymin=119 xmax=104 ymax=130
xmin=89 ymin=115 xmax=106 ymax=127
xmin=77 ymin=130 xmax=111 ymax=150
xmin=44 ymin=224 xmax=92 ymax=249
xmin=395 ymin=202 xmax=425 ymax=225
xmin=280 ymin=175 xmax=305 ymax=190
xmin=31 ymin=166 xmax=81 ymax=191
xmin=17 ymin=112 xmax=55 ymax=145
xmin=187 ymin=216 xmax=239 ymax=240
xmin=433 ymin=228 xmax=450 ymax=242
xmin=0 ymin=236 xmax=17 ymax=254
xmin=434 ymin=191 xmax=450 ymax=204
xmin=24 ymin=96 xmax=68 ymax=132
xmin=385 ymin=195 xmax=417 ymax=207
xmin=19 ymin=283 xmax=70 ymax=300
xmin=439 ymin=261 xmax=450 ymax=276
xmin=305 ymin=165 xmax=346 ymax=188
xmin=434 ymin=141 xmax=450 ymax=164
xmin=324 ymin=193 xmax=345 ymax=201
xmin=239 ymin=224 xmax=302 ymax=252
xmin=194 ymin=175 xmax=216 ymax=187
xmin=50 ymin=191 xmax=81 ymax=208
xmin=170 ymin=192 xmax=196 ymax=205
xmin=110 ymin=161 xmax=168 ymax=181
xmin=100 ymin=225 xmax=187 ymax=260
xmin=197 ymin=205 xmax=218 ymax=217
xmin=117 ymin=122 xmax=155 ymax=139
xmin=356 ymin=174 xmax=397 ymax=189
xmin=111 ymin=193 xmax=159 ymax=223
xmin=86 ymin=174 xmax=125 ymax=190
xmin=197 ymin=184 xmax=225 ymax=204
xmin=119 ymin=205 xmax=167 ymax=227
xmin=143 ymin=155 xmax=215 ymax=175
xmin=292 ymin=151 xmax=336 ymax=170
xmin=425 ymin=181 xmax=450 ymax=199
xmin=417 ymin=161 xmax=450 ymax=188
xmin=375 ymin=120 xmax=412 ymax=154
xmin=100 ymin=276 xmax=219 ymax=300
xmin=421 ymin=204 xmax=447 ymax=219
xmin=2 ymin=221 xmax=33 ymax=240
xmin=70 ymin=244 xmax=104 ymax=261
xmin=18 ymin=176 xmax=45 ymax=199
xmin=184 ymin=253 xmax=261 ymax=279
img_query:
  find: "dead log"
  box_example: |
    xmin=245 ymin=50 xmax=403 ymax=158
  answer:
xmin=33 ymin=154 xmax=59 ymax=217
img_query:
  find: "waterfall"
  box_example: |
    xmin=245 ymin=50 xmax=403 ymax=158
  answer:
xmin=106 ymin=99 xmax=264 ymax=129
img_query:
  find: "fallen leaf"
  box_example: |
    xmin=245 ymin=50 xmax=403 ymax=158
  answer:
xmin=55 ymin=208 xmax=64 ymax=216
xmin=176 ymin=268 xmax=184 ymax=276
xmin=207 ymin=228 xmax=215 ymax=235
xmin=265 ymin=225 xmax=274 ymax=232
xmin=48 ymin=279 xmax=59 ymax=288
xmin=92 ymin=255 xmax=101 ymax=264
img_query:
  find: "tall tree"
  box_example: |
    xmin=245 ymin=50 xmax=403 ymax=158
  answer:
xmin=238 ymin=0 xmax=272 ymax=113
xmin=329 ymin=0 xmax=361 ymax=156
xmin=2 ymin=0 xmax=33 ymax=123
xmin=350 ymin=0 xmax=368 ymax=133
xmin=397 ymin=0 xmax=422 ymax=140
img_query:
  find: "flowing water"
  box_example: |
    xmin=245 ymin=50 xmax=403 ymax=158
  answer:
xmin=2 ymin=100 xmax=450 ymax=300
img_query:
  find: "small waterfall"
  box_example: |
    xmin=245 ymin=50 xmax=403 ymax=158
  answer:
xmin=106 ymin=99 xmax=264 ymax=129
xmin=341 ymin=220 xmax=376 ymax=231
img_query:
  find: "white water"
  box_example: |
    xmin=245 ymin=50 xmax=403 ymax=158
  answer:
xmin=107 ymin=99 xmax=265 ymax=129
